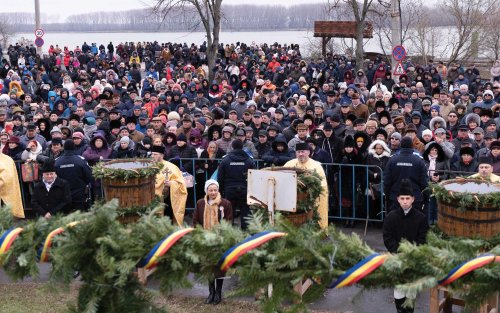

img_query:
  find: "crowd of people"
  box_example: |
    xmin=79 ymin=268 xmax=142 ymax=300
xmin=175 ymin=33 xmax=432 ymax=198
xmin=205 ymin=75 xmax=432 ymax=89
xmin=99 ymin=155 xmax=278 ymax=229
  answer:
xmin=0 ymin=40 xmax=499 ymax=227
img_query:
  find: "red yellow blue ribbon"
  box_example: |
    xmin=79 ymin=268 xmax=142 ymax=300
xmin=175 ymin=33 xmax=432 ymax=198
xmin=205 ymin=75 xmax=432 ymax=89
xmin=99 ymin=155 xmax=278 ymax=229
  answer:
xmin=218 ymin=231 xmax=287 ymax=273
xmin=439 ymin=254 xmax=499 ymax=286
xmin=38 ymin=227 xmax=65 ymax=262
xmin=138 ymin=227 xmax=194 ymax=270
xmin=329 ymin=253 xmax=388 ymax=289
xmin=38 ymin=221 xmax=81 ymax=263
xmin=0 ymin=227 xmax=24 ymax=257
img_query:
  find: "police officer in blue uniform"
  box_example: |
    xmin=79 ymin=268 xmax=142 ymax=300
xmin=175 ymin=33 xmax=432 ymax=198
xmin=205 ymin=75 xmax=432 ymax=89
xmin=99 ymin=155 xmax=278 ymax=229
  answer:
xmin=383 ymin=136 xmax=428 ymax=212
xmin=55 ymin=139 xmax=93 ymax=212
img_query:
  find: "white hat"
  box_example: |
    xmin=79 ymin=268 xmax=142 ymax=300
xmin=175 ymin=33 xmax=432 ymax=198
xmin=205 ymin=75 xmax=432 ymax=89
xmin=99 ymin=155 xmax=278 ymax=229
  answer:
xmin=484 ymin=90 xmax=494 ymax=97
xmin=204 ymin=179 xmax=219 ymax=193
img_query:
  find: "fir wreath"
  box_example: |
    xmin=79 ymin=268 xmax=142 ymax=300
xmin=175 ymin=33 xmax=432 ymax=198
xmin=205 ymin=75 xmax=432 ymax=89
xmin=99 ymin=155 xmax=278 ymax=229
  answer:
xmin=0 ymin=201 xmax=498 ymax=313
xmin=92 ymin=159 xmax=163 ymax=181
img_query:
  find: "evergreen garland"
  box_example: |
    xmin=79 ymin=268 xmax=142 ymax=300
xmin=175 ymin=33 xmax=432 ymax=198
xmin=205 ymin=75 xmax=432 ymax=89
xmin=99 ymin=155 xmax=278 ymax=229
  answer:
xmin=0 ymin=201 xmax=499 ymax=313
xmin=92 ymin=159 xmax=163 ymax=181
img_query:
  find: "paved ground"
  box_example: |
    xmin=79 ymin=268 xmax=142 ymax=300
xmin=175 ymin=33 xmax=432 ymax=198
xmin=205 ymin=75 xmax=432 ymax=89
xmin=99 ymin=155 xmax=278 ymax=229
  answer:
xmin=0 ymin=221 xmax=434 ymax=312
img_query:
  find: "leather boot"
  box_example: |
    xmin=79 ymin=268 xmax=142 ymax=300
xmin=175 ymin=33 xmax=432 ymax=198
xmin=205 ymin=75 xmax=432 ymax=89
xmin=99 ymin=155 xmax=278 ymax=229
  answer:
xmin=205 ymin=280 xmax=215 ymax=304
xmin=213 ymin=278 xmax=223 ymax=305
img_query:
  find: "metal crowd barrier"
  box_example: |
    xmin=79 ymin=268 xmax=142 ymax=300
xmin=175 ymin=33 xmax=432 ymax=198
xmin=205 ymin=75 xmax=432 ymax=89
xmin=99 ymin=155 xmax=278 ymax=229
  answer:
xmin=171 ymin=158 xmax=386 ymax=223
xmin=14 ymin=158 xmax=386 ymax=222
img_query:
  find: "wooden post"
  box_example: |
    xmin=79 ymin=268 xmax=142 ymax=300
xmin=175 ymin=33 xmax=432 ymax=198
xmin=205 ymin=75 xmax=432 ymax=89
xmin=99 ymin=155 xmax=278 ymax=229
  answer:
xmin=430 ymin=286 xmax=498 ymax=313
xmin=321 ymin=37 xmax=332 ymax=58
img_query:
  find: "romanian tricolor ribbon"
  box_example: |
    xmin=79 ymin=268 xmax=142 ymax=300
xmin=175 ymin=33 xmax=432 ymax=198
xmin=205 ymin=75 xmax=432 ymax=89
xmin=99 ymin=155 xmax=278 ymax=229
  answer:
xmin=329 ymin=253 xmax=388 ymax=289
xmin=38 ymin=221 xmax=81 ymax=263
xmin=38 ymin=227 xmax=65 ymax=262
xmin=138 ymin=227 xmax=194 ymax=270
xmin=0 ymin=227 xmax=24 ymax=257
xmin=218 ymin=231 xmax=287 ymax=273
xmin=439 ymin=254 xmax=499 ymax=286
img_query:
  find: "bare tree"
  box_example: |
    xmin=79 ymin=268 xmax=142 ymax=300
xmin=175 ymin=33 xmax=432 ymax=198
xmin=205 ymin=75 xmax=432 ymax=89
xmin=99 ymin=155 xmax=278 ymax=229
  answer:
xmin=408 ymin=11 xmax=438 ymax=64
xmin=152 ymin=0 xmax=222 ymax=81
xmin=370 ymin=0 xmax=423 ymax=57
xmin=0 ymin=16 xmax=16 ymax=53
xmin=327 ymin=0 xmax=375 ymax=69
xmin=441 ymin=0 xmax=498 ymax=64
xmin=481 ymin=7 xmax=500 ymax=61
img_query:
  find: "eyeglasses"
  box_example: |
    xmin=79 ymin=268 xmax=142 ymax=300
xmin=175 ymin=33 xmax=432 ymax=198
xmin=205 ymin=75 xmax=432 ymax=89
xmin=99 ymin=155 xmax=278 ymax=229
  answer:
xmin=391 ymin=138 xmax=400 ymax=140
xmin=72 ymin=137 xmax=82 ymax=140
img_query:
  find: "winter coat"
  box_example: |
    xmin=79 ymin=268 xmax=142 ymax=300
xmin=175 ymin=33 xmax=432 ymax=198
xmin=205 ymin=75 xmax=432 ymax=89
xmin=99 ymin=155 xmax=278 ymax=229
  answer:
xmin=310 ymin=146 xmax=331 ymax=164
xmin=82 ymin=134 xmax=112 ymax=166
xmin=193 ymin=197 xmax=233 ymax=227
xmin=321 ymin=135 xmax=343 ymax=164
xmin=198 ymin=149 xmax=225 ymax=178
xmin=36 ymin=146 xmax=64 ymax=165
xmin=55 ymin=150 xmax=93 ymax=203
xmin=423 ymin=142 xmax=450 ymax=181
xmin=217 ymin=148 xmax=254 ymax=194
xmin=110 ymin=146 xmax=137 ymax=159
xmin=21 ymin=141 xmax=43 ymax=161
xmin=383 ymin=206 xmax=428 ymax=253
xmin=450 ymin=159 xmax=478 ymax=178
xmin=262 ymin=135 xmax=295 ymax=166
xmin=339 ymin=151 xmax=362 ymax=202
xmin=383 ymin=148 xmax=429 ymax=201
xmin=366 ymin=140 xmax=391 ymax=183
xmin=168 ymin=144 xmax=198 ymax=174
xmin=3 ymin=142 xmax=25 ymax=161
xmin=31 ymin=177 xmax=72 ymax=216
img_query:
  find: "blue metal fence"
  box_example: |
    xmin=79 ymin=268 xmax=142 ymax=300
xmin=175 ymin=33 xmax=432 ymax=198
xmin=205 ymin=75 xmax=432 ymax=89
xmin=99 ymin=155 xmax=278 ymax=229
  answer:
xmin=14 ymin=158 xmax=387 ymax=222
xmin=170 ymin=158 xmax=386 ymax=222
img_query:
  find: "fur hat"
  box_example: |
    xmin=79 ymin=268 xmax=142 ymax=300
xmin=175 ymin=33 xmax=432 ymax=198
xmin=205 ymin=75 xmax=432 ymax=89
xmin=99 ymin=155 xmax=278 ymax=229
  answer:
xmin=397 ymin=179 xmax=413 ymax=197
xmin=477 ymin=156 xmax=493 ymax=165
xmin=343 ymin=135 xmax=356 ymax=148
xmin=41 ymin=160 xmax=56 ymax=173
xmin=459 ymin=147 xmax=474 ymax=156
xmin=295 ymin=142 xmax=309 ymax=151
xmin=151 ymin=145 xmax=165 ymax=154
xmin=204 ymin=179 xmax=219 ymax=193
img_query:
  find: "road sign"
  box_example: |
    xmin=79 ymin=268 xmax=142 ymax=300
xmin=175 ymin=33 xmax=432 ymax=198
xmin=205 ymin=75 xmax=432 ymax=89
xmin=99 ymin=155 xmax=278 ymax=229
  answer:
xmin=393 ymin=62 xmax=406 ymax=76
xmin=35 ymin=28 xmax=44 ymax=38
xmin=392 ymin=45 xmax=406 ymax=61
xmin=34 ymin=37 xmax=44 ymax=48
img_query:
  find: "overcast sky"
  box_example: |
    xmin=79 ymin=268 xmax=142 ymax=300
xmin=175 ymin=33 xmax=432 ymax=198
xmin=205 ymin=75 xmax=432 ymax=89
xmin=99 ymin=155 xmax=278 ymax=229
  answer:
xmin=6 ymin=0 xmax=437 ymax=23
xmin=5 ymin=0 xmax=319 ymax=14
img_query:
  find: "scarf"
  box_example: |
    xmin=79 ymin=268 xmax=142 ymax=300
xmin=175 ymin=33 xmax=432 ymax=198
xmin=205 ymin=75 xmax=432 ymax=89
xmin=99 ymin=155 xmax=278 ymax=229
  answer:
xmin=428 ymin=155 xmax=437 ymax=177
xmin=203 ymin=192 xmax=222 ymax=230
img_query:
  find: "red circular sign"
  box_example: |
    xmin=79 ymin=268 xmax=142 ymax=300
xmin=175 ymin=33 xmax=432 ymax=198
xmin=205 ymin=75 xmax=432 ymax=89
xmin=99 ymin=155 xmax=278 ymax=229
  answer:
xmin=35 ymin=28 xmax=45 ymax=38
xmin=392 ymin=45 xmax=406 ymax=61
xmin=34 ymin=37 xmax=44 ymax=47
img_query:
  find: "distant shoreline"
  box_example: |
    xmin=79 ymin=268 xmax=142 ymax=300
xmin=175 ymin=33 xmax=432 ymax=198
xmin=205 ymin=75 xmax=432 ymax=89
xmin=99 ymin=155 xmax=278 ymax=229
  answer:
xmin=16 ymin=29 xmax=312 ymax=34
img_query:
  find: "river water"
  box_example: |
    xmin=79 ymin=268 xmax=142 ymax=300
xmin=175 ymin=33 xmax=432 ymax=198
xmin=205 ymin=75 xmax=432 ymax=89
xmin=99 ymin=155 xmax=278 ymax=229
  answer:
xmin=14 ymin=28 xmax=460 ymax=58
xmin=13 ymin=30 xmax=383 ymax=56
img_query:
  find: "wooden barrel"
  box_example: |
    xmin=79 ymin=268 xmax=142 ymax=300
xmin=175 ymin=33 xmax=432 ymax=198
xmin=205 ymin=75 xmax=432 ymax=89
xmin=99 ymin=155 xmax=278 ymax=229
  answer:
xmin=102 ymin=160 xmax=157 ymax=208
xmin=437 ymin=179 xmax=500 ymax=239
